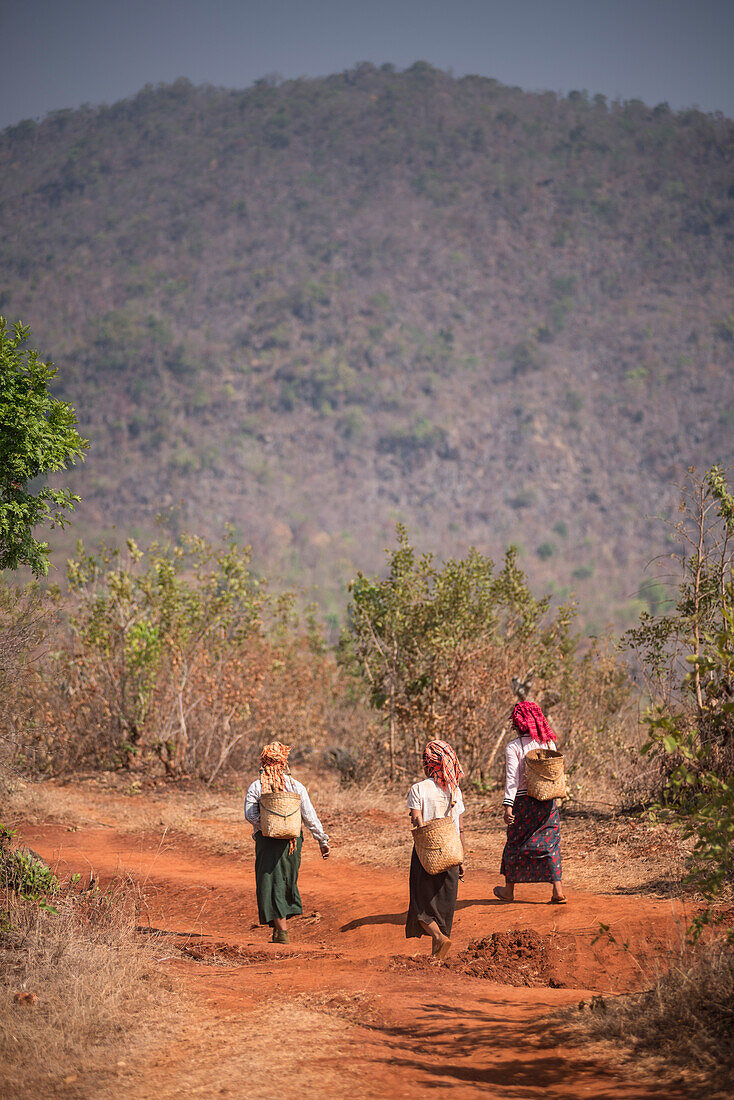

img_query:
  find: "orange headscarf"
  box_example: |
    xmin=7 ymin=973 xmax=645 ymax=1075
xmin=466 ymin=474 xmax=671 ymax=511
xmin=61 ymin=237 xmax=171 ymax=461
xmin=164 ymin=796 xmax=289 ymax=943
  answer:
xmin=422 ymin=740 xmax=464 ymax=807
xmin=260 ymin=740 xmax=291 ymax=794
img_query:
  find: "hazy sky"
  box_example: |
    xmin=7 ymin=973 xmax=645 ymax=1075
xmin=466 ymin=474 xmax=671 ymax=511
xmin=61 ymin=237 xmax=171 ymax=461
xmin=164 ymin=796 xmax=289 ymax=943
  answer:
xmin=1 ymin=0 xmax=733 ymax=130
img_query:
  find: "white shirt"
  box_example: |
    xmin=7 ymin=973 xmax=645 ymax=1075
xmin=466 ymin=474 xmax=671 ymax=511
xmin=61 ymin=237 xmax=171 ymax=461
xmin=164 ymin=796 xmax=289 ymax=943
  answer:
xmin=244 ymin=776 xmax=329 ymax=847
xmin=503 ymin=735 xmax=557 ymax=806
xmin=406 ymin=778 xmax=465 ymax=837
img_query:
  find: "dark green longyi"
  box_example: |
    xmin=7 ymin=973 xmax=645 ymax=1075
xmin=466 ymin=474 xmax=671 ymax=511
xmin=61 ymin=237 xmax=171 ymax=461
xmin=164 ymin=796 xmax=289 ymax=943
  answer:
xmin=254 ymin=832 xmax=303 ymax=925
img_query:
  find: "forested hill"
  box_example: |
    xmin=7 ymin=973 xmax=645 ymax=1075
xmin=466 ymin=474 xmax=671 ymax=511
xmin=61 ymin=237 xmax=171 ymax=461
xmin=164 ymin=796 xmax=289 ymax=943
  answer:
xmin=2 ymin=63 xmax=733 ymax=627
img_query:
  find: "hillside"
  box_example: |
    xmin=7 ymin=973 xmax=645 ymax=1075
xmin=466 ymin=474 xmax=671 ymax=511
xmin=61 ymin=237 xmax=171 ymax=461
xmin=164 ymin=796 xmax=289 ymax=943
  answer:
xmin=1 ymin=63 xmax=733 ymax=628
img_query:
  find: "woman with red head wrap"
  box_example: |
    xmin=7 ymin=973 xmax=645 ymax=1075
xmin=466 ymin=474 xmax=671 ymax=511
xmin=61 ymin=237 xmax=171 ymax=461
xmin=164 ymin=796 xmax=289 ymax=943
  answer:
xmin=245 ymin=740 xmax=331 ymax=944
xmin=494 ymin=701 xmax=566 ymax=905
xmin=405 ymin=739 xmax=466 ymax=959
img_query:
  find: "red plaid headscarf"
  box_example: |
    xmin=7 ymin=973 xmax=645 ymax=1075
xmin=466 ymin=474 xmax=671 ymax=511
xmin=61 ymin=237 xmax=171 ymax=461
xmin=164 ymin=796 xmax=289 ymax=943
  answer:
xmin=511 ymin=701 xmax=556 ymax=746
xmin=260 ymin=740 xmax=291 ymax=793
xmin=422 ymin=740 xmax=464 ymax=807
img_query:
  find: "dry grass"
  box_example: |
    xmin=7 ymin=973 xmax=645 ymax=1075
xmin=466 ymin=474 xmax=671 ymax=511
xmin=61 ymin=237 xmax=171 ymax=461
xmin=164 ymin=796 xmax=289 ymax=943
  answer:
xmin=0 ymin=878 xmax=176 ymax=1098
xmin=555 ymin=939 xmax=734 ymax=1097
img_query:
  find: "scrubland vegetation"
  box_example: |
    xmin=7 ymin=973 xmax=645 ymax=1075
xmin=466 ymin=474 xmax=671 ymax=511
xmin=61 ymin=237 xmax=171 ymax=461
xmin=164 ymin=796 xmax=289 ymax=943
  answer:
xmin=3 ymin=460 xmax=731 ymax=1090
xmin=0 ymin=859 xmax=175 ymax=1098
xmin=2 ymin=468 xmax=733 ymax=1084
xmin=1 ymin=64 xmax=733 ymax=1093
xmin=562 ymin=942 xmax=734 ymax=1089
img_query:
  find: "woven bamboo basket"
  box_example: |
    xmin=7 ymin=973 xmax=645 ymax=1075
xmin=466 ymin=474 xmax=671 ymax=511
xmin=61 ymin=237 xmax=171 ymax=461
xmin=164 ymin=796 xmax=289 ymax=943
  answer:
xmin=525 ymin=748 xmax=566 ymax=801
xmin=260 ymin=791 xmax=302 ymax=839
xmin=413 ymin=816 xmax=463 ymax=875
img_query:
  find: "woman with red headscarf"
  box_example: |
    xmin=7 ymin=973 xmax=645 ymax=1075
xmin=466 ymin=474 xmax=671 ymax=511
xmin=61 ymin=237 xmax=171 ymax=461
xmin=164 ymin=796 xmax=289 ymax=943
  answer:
xmin=405 ymin=739 xmax=466 ymax=959
xmin=494 ymin=701 xmax=566 ymax=904
xmin=244 ymin=740 xmax=331 ymax=944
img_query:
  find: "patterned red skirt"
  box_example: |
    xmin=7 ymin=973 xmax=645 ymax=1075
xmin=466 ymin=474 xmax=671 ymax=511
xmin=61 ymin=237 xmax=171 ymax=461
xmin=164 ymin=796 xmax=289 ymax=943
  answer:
xmin=500 ymin=795 xmax=562 ymax=883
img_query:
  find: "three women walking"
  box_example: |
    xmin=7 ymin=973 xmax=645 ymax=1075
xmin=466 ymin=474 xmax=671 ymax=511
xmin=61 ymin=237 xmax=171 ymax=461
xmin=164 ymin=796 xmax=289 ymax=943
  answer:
xmin=245 ymin=740 xmax=331 ymax=944
xmin=245 ymin=702 xmax=564 ymax=948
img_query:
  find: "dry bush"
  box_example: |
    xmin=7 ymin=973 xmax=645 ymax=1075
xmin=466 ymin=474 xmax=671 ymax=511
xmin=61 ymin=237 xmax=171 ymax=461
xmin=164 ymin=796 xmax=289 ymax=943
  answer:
xmin=0 ymin=582 xmax=57 ymax=784
xmin=153 ymin=635 xmax=371 ymax=781
xmin=0 ymin=877 xmax=172 ymax=1097
xmin=11 ymin=627 xmax=378 ymax=783
xmin=558 ymin=939 xmax=734 ymax=1093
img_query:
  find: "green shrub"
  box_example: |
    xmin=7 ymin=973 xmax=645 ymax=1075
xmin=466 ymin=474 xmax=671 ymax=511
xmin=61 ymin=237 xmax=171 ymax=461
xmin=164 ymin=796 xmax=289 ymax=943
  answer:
xmin=627 ymin=467 xmax=734 ymax=938
xmin=0 ymin=826 xmax=58 ymax=907
xmin=0 ymin=319 xmax=88 ymax=575
xmin=340 ymin=526 xmax=578 ymax=780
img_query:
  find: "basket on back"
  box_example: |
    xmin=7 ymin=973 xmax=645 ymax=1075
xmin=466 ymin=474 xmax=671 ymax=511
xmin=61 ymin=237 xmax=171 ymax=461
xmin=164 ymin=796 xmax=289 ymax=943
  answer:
xmin=525 ymin=748 xmax=566 ymax=801
xmin=413 ymin=816 xmax=463 ymax=875
xmin=260 ymin=790 xmax=302 ymax=839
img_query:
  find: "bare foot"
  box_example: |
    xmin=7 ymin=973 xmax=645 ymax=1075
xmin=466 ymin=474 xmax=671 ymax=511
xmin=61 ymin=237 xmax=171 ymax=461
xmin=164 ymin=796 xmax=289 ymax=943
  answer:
xmin=437 ymin=938 xmax=452 ymax=961
xmin=493 ymin=885 xmax=514 ymax=903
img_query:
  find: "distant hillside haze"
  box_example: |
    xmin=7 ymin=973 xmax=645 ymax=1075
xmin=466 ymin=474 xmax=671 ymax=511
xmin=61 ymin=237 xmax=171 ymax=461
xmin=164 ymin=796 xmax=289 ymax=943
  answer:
xmin=1 ymin=63 xmax=733 ymax=628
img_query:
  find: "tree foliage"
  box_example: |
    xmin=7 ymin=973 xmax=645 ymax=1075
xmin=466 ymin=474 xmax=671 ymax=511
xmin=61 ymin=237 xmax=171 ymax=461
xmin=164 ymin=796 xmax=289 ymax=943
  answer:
xmin=0 ymin=319 xmax=88 ymax=576
xmin=629 ymin=466 xmax=734 ymax=937
xmin=6 ymin=528 xmax=352 ymax=779
xmin=626 ymin=465 xmax=733 ymax=735
xmin=341 ymin=525 xmax=583 ymax=781
xmin=64 ymin=529 xmax=268 ymax=773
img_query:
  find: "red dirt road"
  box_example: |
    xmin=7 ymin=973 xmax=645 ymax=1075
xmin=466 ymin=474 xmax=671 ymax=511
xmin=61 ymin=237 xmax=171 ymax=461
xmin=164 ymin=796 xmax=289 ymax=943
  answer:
xmin=19 ymin=819 xmax=690 ymax=1100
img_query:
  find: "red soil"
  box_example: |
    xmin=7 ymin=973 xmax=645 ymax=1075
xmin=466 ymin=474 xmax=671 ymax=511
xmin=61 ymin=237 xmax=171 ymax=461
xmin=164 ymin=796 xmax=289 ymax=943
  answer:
xmin=20 ymin=820 xmax=690 ymax=1098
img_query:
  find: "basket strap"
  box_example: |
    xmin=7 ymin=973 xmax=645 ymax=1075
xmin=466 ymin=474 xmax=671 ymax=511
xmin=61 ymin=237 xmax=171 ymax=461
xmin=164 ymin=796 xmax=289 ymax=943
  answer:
xmin=263 ymin=806 xmax=300 ymax=820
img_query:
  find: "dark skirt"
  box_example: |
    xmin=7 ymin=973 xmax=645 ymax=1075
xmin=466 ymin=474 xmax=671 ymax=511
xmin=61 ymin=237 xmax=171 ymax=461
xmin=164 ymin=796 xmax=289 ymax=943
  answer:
xmin=500 ymin=795 xmax=562 ymax=883
xmin=254 ymin=831 xmax=303 ymax=925
xmin=405 ymin=848 xmax=460 ymax=939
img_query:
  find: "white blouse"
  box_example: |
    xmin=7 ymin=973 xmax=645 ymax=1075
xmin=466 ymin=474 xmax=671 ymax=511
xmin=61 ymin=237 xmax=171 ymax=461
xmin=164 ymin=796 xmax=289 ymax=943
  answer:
xmin=244 ymin=776 xmax=329 ymax=847
xmin=503 ymin=735 xmax=557 ymax=807
xmin=407 ymin=778 xmax=465 ymax=837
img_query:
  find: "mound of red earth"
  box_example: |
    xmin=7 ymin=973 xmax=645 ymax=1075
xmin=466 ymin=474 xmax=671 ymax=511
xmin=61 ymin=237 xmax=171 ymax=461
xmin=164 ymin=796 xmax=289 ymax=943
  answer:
xmin=389 ymin=930 xmax=555 ymax=985
xmin=452 ymin=930 xmax=553 ymax=986
xmin=392 ymin=926 xmax=667 ymax=994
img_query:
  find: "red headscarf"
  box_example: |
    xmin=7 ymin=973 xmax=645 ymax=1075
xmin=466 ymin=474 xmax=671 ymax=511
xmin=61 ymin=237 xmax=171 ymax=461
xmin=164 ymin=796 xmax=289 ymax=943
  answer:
xmin=511 ymin=701 xmax=556 ymax=746
xmin=422 ymin=740 xmax=464 ymax=807
xmin=260 ymin=740 xmax=291 ymax=793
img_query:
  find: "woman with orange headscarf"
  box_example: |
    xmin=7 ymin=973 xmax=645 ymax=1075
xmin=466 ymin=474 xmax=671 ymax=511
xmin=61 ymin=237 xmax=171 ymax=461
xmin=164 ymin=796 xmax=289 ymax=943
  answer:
xmin=244 ymin=741 xmax=330 ymax=944
xmin=405 ymin=739 xmax=465 ymax=960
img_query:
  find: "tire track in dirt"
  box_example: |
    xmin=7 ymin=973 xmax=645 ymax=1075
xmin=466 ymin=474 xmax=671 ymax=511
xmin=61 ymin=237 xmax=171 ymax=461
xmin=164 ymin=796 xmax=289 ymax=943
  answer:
xmin=20 ymin=822 xmax=690 ymax=1099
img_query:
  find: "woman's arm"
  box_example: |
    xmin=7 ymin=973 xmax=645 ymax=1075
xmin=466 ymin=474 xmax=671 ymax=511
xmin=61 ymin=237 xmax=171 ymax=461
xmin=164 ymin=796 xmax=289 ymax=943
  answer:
xmin=503 ymin=743 xmax=519 ymax=824
xmin=458 ymin=811 xmax=465 ymax=878
xmin=294 ymin=780 xmax=331 ymax=856
xmin=409 ymin=807 xmax=424 ymax=828
xmin=244 ymin=780 xmax=262 ymax=830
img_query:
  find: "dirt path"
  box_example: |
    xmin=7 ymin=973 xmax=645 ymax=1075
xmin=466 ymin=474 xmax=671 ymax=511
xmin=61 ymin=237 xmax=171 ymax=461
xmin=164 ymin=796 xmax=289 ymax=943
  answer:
xmin=19 ymin=817 xmax=690 ymax=1100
